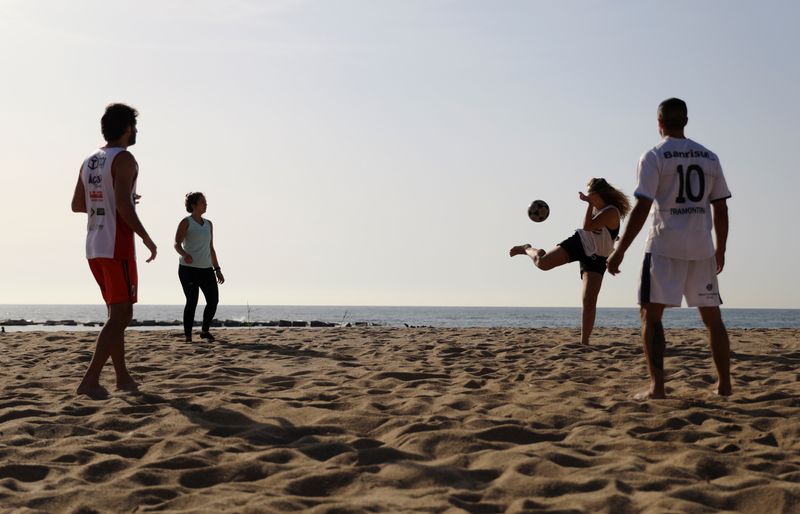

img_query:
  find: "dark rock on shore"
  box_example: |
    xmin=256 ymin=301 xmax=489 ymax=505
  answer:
xmin=0 ymin=319 xmax=33 ymax=326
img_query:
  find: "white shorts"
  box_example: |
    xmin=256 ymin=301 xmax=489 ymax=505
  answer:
xmin=638 ymin=253 xmax=722 ymax=307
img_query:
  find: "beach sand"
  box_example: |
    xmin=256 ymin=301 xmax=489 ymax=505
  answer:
xmin=1 ymin=327 xmax=799 ymax=513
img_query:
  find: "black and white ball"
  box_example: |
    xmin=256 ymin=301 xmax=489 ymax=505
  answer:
xmin=527 ymin=200 xmax=550 ymax=222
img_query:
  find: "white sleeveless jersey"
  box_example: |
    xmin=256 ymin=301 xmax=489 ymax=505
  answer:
xmin=81 ymin=147 xmax=137 ymax=260
xmin=577 ymin=205 xmax=619 ymax=257
xmin=635 ymin=137 xmax=731 ymax=260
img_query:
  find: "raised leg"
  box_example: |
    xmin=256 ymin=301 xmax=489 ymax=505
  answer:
xmin=528 ymin=246 xmax=569 ymax=271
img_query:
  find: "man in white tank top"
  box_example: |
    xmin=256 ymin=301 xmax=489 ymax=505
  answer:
xmin=71 ymin=103 xmax=158 ymax=398
xmin=607 ymin=98 xmax=732 ymax=401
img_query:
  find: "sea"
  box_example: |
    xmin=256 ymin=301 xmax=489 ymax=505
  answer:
xmin=0 ymin=305 xmax=798 ymax=331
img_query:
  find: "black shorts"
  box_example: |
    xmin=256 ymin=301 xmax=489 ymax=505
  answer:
xmin=558 ymin=232 xmax=607 ymax=277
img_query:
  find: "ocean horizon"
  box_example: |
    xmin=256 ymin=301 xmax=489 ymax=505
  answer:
xmin=1 ymin=304 xmax=798 ymax=331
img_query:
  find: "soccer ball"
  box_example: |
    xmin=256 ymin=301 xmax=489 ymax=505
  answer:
xmin=528 ymin=200 xmax=550 ymax=222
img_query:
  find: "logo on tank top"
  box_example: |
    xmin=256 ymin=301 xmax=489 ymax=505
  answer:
xmin=88 ymin=174 xmax=102 ymax=186
xmin=89 ymin=191 xmax=104 ymax=202
xmin=87 ymin=155 xmax=107 ymax=170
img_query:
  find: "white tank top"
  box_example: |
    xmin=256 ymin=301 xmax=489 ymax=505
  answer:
xmin=81 ymin=147 xmax=137 ymax=260
xmin=179 ymin=216 xmax=213 ymax=268
xmin=577 ymin=205 xmax=619 ymax=257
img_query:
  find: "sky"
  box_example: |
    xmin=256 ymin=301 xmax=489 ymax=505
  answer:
xmin=1 ymin=0 xmax=798 ymax=308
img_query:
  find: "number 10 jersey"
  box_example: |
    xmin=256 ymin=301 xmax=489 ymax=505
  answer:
xmin=634 ymin=136 xmax=731 ymax=260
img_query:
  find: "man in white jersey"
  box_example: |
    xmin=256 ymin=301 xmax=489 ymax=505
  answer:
xmin=607 ymin=98 xmax=732 ymax=400
xmin=71 ymin=103 xmax=157 ymax=397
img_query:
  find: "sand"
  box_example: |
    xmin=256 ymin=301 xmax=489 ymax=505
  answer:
xmin=1 ymin=327 xmax=799 ymax=514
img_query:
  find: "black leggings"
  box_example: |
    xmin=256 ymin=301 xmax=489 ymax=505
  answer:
xmin=178 ymin=265 xmax=219 ymax=338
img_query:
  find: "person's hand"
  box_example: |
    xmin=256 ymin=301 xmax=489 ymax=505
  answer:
xmin=216 ymin=269 xmax=225 ymax=284
xmin=143 ymin=236 xmax=157 ymax=262
xmin=184 ymin=254 xmax=194 ymax=264
xmin=579 ymin=192 xmax=590 ymax=202
xmin=134 ymin=194 xmax=142 ymax=204
xmin=607 ymin=248 xmax=624 ymax=275
xmin=715 ymin=248 xmax=725 ymax=274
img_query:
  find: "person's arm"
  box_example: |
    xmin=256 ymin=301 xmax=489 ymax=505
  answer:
xmin=113 ymin=151 xmax=157 ymax=262
xmin=606 ymin=196 xmax=652 ymax=275
xmin=580 ymin=195 xmax=594 ymax=229
xmin=712 ymin=199 xmax=728 ymax=274
xmin=583 ymin=208 xmax=618 ymax=232
xmin=71 ymin=170 xmax=86 ymax=213
xmin=209 ymin=221 xmax=224 ymax=284
xmin=174 ymin=218 xmax=192 ymax=263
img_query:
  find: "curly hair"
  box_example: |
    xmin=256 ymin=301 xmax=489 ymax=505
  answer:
xmin=587 ymin=178 xmax=631 ymax=218
xmin=185 ymin=192 xmax=205 ymax=213
xmin=101 ymin=103 xmax=138 ymax=142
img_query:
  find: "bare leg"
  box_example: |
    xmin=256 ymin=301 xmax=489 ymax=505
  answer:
xmin=580 ymin=271 xmax=603 ymax=345
xmin=528 ymin=246 xmax=569 ymax=271
xmin=699 ymin=306 xmax=732 ymax=396
xmin=77 ymin=302 xmax=137 ymax=395
xmin=635 ymin=303 xmax=667 ymax=400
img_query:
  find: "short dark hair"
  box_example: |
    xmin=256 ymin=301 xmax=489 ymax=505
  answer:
xmin=658 ymin=98 xmax=688 ymax=131
xmin=101 ymin=103 xmax=138 ymax=142
xmin=185 ymin=192 xmax=204 ymax=213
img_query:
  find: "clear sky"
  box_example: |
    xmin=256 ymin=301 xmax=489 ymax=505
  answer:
xmin=1 ymin=0 xmax=798 ymax=308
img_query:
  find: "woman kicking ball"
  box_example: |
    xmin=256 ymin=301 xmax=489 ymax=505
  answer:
xmin=510 ymin=178 xmax=631 ymax=344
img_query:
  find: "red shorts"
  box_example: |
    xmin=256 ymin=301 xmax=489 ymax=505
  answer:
xmin=88 ymin=258 xmax=138 ymax=305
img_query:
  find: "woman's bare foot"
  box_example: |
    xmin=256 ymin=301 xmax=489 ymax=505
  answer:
xmin=509 ymin=244 xmax=532 ymax=257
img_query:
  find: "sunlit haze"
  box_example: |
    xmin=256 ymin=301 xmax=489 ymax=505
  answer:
xmin=1 ymin=0 xmax=798 ymax=308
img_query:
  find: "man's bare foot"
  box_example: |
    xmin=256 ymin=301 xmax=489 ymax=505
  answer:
xmin=634 ymin=389 xmax=666 ymax=401
xmin=116 ymin=379 xmax=139 ymax=392
xmin=715 ymin=382 xmax=732 ymax=396
xmin=509 ymin=244 xmax=531 ymax=257
xmin=200 ymin=331 xmax=215 ymax=341
xmin=76 ymin=384 xmax=109 ymax=399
